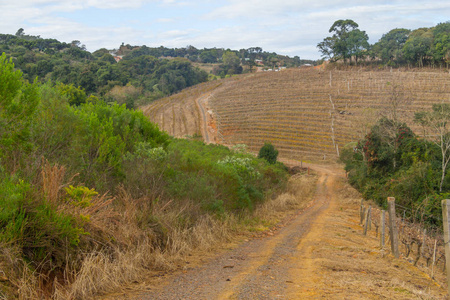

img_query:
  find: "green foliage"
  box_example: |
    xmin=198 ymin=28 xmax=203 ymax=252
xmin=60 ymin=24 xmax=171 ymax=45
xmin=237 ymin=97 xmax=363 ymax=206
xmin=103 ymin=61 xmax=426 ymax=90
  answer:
xmin=317 ymin=19 xmax=369 ymax=64
xmin=371 ymin=28 xmax=411 ymax=64
xmin=258 ymin=143 xmax=279 ymax=164
xmin=319 ymin=19 xmax=450 ymax=67
xmin=0 ymin=34 xmax=209 ymax=105
xmin=64 ymin=185 xmax=98 ymax=208
xmin=124 ymin=138 xmax=288 ymax=212
xmin=56 ymin=83 xmax=87 ymax=106
xmin=0 ymin=53 xmax=39 ymax=170
xmin=341 ymin=116 xmax=445 ymax=228
xmin=0 ymin=174 xmax=87 ymax=269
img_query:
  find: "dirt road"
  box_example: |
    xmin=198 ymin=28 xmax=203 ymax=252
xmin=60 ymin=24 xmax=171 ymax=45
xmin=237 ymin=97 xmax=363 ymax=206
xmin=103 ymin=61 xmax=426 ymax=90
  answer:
xmin=123 ymin=164 xmax=446 ymax=299
xmin=132 ymin=169 xmax=338 ymax=299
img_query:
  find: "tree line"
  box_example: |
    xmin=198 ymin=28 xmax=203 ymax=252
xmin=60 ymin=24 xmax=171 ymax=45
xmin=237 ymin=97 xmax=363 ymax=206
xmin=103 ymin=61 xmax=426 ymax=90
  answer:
xmin=0 ymin=31 xmax=209 ymax=108
xmin=116 ymin=43 xmax=309 ymax=70
xmin=318 ymin=19 xmax=450 ymax=67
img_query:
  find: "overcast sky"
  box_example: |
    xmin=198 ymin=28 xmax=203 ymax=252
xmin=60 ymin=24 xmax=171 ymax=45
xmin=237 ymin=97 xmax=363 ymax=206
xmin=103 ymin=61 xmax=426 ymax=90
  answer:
xmin=1 ymin=0 xmax=449 ymax=59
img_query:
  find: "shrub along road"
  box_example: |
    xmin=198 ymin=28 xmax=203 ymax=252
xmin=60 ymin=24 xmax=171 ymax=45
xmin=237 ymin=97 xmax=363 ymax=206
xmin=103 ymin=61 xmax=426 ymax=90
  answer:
xmin=109 ymin=164 xmax=445 ymax=299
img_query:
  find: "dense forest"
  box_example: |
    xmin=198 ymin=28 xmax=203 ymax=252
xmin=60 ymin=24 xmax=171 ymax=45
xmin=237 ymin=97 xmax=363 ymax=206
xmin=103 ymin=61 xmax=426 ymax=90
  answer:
xmin=318 ymin=20 xmax=450 ymax=67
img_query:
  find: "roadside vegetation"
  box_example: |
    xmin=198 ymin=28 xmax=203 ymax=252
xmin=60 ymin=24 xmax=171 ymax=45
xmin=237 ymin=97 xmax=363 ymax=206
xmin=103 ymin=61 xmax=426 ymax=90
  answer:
xmin=340 ymin=109 xmax=450 ymax=228
xmin=0 ymin=54 xmax=290 ymax=299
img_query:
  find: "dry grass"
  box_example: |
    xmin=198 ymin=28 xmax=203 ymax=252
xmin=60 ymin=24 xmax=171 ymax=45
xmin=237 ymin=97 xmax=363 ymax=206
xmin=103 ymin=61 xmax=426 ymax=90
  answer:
xmin=54 ymin=173 xmax=316 ymax=299
xmin=252 ymin=173 xmax=317 ymax=226
xmin=50 ymin=191 xmax=240 ymax=299
xmin=3 ymin=159 xmax=318 ymax=300
xmin=302 ymin=175 xmax=447 ymax=299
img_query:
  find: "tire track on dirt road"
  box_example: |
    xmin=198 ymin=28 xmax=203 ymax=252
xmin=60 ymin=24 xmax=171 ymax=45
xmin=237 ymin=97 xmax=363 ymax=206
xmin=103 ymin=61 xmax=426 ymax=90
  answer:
xmin=136 ymin=169 xmax=334 ymax=299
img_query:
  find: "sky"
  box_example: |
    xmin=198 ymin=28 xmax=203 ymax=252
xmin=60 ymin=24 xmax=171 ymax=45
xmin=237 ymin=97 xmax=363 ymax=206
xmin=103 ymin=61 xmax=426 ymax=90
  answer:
xmin=0 ymin=0 xmax=449 ymax=60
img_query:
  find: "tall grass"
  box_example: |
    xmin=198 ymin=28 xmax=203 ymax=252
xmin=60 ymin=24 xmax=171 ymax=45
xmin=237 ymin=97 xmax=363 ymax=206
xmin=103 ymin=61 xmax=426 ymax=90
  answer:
xmin=50 ymin=172 xmax=314 ymax=299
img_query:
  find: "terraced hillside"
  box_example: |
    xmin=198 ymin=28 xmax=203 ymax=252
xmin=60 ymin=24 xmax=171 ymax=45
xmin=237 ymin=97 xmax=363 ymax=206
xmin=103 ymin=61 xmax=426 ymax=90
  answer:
xmin=142 ymin=68 xmax=450 ymax=160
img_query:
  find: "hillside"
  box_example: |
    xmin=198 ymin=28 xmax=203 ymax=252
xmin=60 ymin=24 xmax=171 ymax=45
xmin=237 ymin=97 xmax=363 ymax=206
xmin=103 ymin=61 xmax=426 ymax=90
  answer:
xmin=142 ymin=68 xmax=450 ymax=161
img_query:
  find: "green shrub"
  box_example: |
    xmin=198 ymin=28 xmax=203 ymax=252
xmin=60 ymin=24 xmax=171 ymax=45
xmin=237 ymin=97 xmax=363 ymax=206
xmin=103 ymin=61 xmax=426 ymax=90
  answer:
xmin=258 ymin=143 xmax=278 ymax=164
xmin=342 ymin=117 xmax=445 ymax=228
xmin=0 ymin=174 xmax=87 ymax=270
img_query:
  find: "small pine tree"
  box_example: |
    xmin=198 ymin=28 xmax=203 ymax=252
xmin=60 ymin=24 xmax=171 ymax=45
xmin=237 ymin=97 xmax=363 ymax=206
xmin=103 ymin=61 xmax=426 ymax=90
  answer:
xmin=258 ymin=143 xmax=278 ymax=164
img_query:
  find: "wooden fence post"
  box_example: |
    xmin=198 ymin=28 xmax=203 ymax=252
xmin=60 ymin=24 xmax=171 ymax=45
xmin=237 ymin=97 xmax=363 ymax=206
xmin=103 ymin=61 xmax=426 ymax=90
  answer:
xmin=441 ymin=199 xmax=450 ymax=296
xmin=422 ymin=228 xmax=427 ymax=258
xmin=361 ymin=206 xmax=366 ymax=226
xmin=360 ymin=199 xmax=364 ymax=225
xmin=364 ymin=206 xmax=371 ymax=235
xmin=388 ymin=197 xmax=400 ymax=258
xmin=380 ymin=210 xmax=385 ymax=249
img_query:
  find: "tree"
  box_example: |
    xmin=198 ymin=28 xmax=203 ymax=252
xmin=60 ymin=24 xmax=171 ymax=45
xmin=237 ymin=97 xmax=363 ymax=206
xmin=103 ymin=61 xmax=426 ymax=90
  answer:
xmin=372 ymin=28 xmax=410 ymax=64
xmin=431 ymin=22 xmax=450 ymax=66
xmin=222 ymin=51 xmax=240 ymax=69
xmin=346 ymin=29 xmax=369 ymax=64
xmin=414 ymin=103 xmax=450 ymax=192
xmin=199 ymin=50 xmax=218 ymax=63
xmin=221 ymin=51 xmax=242 ymax=75
xmin=266 ymin=54 xmax=279 ymax=69
xmin=402 ymin=28 xmax=433 ymax=67
xmin=0 ymin=53 xmax=39 ymax=170
xmin=245 ymin=59 xmax=257 ymax=73
xmin=317 ymin=36 xmax=337 ymax=61
xmin=317 ymin=19 xmax=368 ymax=63
xmin=258 ymin=143 xmax=278 ymax=164
xmin=15 ymin=28 xmax=25 ymax=37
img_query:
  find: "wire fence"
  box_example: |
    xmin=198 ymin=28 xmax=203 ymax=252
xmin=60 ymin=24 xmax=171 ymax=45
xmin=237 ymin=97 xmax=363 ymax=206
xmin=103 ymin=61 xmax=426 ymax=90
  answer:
xmin=360 ymin=199 xmax=445 ymax=278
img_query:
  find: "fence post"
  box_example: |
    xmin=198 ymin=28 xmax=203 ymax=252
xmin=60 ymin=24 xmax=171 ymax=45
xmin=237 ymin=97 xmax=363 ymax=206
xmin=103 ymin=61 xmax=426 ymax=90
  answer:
xmin=388 ymin=197 xmax=400 ymax=258
xmin=361 ymin=206 xmax=366 ymax=226
xmin=380 ymin=210 xmax=385 ymax=249
xmin=441 ymin=199 xmax=450 ymax=296
xmin=364 ymin=206 xmax=371 ymax=235
xmin=360 ymin=199 xmax=364 ymax=224
xmin=422 ymin=228 xmax=427 ymax=258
